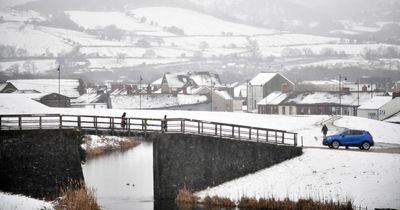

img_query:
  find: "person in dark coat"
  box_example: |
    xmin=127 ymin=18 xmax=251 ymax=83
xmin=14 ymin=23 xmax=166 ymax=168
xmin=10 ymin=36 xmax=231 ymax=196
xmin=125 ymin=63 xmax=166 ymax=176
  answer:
xmin=321 ymin=124 xmax=328 ymax=138
xmin=161 ymin=115 xmax=167 ymax=132
xmin=121 ymin=112 xmax=127 ymax=129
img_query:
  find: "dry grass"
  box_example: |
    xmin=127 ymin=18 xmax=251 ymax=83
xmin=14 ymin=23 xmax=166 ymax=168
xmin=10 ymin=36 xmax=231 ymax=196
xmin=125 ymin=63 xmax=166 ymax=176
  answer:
xmin=175 ymin=185 xmax=199 ymax=204
xmin=175 ymin=186 xmax=353 ymax=210
xmin=55 ymin=182 xmax=100 ymax=210
xmin=203 ymin=195 xmax=236 ymax=207
xmin=85 ymin=136 xmax=141 ymax=159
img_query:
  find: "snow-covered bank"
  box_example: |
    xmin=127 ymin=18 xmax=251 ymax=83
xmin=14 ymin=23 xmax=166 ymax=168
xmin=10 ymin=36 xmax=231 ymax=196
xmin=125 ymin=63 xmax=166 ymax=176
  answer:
xmin=196 ymin=148 xmax=400 ymax=209
xmin=0 ymin=192 xmax=54 ymax=210
xmin=83 ymin=135 xmax=142 ymax=158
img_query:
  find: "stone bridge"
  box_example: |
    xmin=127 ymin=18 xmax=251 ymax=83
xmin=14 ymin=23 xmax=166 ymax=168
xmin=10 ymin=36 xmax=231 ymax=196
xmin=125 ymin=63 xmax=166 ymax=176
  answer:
xmin=0 ymin=114 xmax=302 ymax=199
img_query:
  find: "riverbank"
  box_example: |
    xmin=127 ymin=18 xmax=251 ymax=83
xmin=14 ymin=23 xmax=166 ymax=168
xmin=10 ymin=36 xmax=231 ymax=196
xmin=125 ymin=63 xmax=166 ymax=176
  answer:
xmin=82 ymin=135 xmax=142 ymax=159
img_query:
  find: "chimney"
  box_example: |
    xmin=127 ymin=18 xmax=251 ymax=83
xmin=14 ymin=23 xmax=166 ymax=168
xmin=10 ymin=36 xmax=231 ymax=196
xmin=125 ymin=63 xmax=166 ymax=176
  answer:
xmin=281 ymin=83 xmax=289 ymax=93
xmin=362 ymin=85 xmax=368 ymax=92
xmin=342 ymin=87 xmax=350 ymax=95
xmin=393 ymin=92 xmax=400 ymax=99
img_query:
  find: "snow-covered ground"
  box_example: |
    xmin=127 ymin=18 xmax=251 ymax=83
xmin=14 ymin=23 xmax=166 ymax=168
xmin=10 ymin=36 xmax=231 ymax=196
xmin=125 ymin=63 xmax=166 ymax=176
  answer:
xmin=87 ymin=57 xmax=188 ymax=69
xmin=197 ymin=148 xmax=400 ymax=209
xmin=0 ymin=22 xmax=73 ymax=56
xmin=0 ymin=192 xmax=54 ymax=210
xmin=66 ymin=11 xmax=169 ymax=35
xmin=130 ymin=7 xmax=278 ymax=36
xmin=0 ymin=59 xmax=58 ymax=74
xmin=0 ymin=104 xmax=399 ymax=208
xmin=0 ymin=8 xmax=46 ymax=22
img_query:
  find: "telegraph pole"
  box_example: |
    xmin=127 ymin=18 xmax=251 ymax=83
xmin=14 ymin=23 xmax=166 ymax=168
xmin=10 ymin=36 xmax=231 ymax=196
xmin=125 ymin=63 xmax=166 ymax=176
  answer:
xmin=339 ymin=74 xmax=342 ymax=115
xmin=58 ymin=65 xmax=60 ymax=107
xmin=139 ymin=75 xmax=142 ymax=109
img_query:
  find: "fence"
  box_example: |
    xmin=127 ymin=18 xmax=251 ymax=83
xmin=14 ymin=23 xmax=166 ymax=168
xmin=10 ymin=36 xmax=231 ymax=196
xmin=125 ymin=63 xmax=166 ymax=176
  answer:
xmin=0 ymin=114 xmax=298 ymax=146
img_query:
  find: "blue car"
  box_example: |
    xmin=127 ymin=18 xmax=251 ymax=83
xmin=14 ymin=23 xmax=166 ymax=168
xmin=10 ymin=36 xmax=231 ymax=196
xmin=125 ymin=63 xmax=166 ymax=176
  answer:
xmin=323 ymin=129 xmax=374 ymax=150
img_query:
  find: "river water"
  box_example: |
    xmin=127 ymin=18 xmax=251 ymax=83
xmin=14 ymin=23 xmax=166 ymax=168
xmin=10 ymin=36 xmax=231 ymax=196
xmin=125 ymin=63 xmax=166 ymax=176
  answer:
xmin=82 ymin=141 xmax=154 ymax=210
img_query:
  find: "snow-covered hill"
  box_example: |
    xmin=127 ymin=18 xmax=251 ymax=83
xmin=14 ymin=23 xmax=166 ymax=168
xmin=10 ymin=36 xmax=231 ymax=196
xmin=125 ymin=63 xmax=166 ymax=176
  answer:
xmin=130 ymin=7 xmax=278 ymax=36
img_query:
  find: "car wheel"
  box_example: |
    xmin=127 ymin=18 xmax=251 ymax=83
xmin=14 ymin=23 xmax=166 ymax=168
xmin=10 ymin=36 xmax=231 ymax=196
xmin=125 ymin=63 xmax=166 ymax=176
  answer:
xmin=362 ymin=142 xmax=371 ymax=150
xmin=331 ymin=141 xmax=340 ymax=149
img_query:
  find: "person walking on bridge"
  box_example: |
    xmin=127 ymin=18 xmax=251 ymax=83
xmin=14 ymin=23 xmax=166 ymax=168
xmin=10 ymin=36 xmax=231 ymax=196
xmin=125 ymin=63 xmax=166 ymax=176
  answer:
xmin=321 ymin=124 xmax=328 ymax=139
xmin=121 ymin=112 xmax=127 ymax=130
xmin=161 ymin=115 xmax=167 ymax=132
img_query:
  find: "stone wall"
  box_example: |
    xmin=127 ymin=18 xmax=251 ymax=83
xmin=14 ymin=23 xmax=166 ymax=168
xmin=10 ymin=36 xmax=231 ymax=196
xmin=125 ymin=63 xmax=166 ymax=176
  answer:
xmin=0 ymin=129 xmax=85 ymax=199
xmin=153 ymin=133 xmax=302 ymax=200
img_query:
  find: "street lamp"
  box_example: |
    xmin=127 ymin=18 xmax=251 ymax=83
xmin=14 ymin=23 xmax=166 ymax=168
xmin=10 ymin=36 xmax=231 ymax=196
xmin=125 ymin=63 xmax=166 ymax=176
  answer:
xmin=210 ymin=81 xmax=215 ymax=111
xmin=248 ymin=82 xmax=253 ymax=111
xmin=356 ymin=79 xmax=360 ymax=107
xmin=57 ymin=65 xmax=61 ymax=107
xmin=339 ymin=74 xmax=347 ymax=115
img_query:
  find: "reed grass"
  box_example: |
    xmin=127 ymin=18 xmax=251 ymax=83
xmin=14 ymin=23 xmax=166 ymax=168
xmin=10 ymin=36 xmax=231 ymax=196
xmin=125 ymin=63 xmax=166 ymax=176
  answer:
xmin=55 ymin=181 xmax=100 ymax=210
xmin=176 ymin=186 xmax=353 ymax=210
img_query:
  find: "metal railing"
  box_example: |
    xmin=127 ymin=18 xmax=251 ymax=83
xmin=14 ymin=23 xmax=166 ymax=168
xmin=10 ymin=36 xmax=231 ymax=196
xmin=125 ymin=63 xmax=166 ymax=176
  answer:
xmin=0 ymin=114 xmax=298 ymax=146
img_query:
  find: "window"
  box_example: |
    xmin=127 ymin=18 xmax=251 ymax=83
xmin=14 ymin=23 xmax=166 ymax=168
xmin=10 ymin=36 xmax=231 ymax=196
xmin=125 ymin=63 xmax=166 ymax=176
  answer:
xmin=282 ymin=106 xmax=286 ymax=115
xmin=289 ymin=106 xmax=293 ymax=115
xmin=351 ymin=130 xmax=363 ymax=135
xmin=368 ymin=112 xmax=377 ymax=119
xmin=342 ymin=130 xmax=351 ymax=136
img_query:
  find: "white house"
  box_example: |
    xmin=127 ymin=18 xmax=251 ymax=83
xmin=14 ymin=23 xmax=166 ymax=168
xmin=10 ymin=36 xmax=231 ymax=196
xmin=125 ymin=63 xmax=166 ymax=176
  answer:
xmin=357 ymin=96 xmax=400 ymax=120
xmin=247 ymin=72 xmax=294 ymax=112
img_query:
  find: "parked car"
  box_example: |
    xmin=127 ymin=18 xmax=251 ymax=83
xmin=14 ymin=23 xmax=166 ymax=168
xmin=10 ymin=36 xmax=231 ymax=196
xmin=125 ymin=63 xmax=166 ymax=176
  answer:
xmin=323 ymin=129 xmax=374 ymax=150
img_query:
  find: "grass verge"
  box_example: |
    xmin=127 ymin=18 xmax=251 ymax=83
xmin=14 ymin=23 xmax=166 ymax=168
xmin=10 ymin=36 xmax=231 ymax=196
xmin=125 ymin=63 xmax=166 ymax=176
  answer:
xmin=55 ymin=181 xmax=100 ymax=210
xmin=176 ymin=187 xmax=353 ymax=210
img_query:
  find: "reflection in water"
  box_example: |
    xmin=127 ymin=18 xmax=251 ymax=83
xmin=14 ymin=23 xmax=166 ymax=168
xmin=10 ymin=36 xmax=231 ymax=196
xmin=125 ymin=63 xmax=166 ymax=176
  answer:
xmin=82 ymin=141 xmax=235 ymax=210
xmin=82 ymin=141 xmax=154 ymax=210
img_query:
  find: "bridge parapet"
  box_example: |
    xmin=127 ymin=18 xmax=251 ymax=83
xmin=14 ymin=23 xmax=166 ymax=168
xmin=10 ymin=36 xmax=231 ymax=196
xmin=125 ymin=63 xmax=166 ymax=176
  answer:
xmin=0 ymin=114 xmax=298 ymax=146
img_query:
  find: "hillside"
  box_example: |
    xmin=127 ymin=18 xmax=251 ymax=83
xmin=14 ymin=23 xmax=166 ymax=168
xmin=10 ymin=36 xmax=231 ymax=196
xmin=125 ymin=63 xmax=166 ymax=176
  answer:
xmin=1 ymin=5 xmax=400 ymax=83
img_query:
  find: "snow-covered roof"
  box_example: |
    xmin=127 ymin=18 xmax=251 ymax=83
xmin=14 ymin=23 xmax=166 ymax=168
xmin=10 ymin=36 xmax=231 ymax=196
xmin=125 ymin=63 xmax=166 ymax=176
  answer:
xmin=151 ymin=77 xmax=163 ymax=86
xmin=249 ymin=72 xmax=293 ymax=86
xmin=214 ymin=90 xmax=233 ymax=100
xmin=285 ymin=91 xmax=380 ymax=106
xmin=191 ymin=86 xmax=211 ymax=95
xmin=153 ymin=72 xmax=222 ymax=88
xmin=0 ymin=94 xmax=50 ymax=111
xmin=358 ymin=96 xmax=393 ymax=110
xmin=111 ymin=94 xmax=208 ymax=109
xmin=189 ymin=72 xmax=221 ymax=86
xmin=72 ymin=93 xmax=104 ymax=104
xmin=7 ymin=79 xmax=80 ymax=98
xmin=258 ymin=91 xmax=289 ymax=105
xmin=249 ymin=73 xmax=277 ymax=86
xmin=385 ymin=111 xmax=400 ymax=123
xmin=164 ymin=74 xmax=189 ymax=88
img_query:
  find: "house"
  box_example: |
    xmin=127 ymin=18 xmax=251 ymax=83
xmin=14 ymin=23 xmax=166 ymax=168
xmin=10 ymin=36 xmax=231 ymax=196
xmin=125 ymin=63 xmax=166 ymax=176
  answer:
xmin=37 ymin=93 xmax=71 ymax=107
xmin=0 ymin=82 xmax=17 ymax=93
xmin=296 ymin=80 xmax=376 ymax=92
xmin=7 ymin=79 xmax=82 ymax=98
xmin=161 ymin=73 xmax=191 ymax=94
xmin=233 ymin=83 xmax=247 ymax=111
xmin=357 ymin=96 xmax=400 ymax=120
xmin=153 ymin=72 xmax=222 ymax=94
xmin=247 ymin=72 xmax=294 ymax=112
xmin=212 ymin=90 xmax=233 ymax=112
xmin=258 ymin=91 xmax=384 ymax=116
